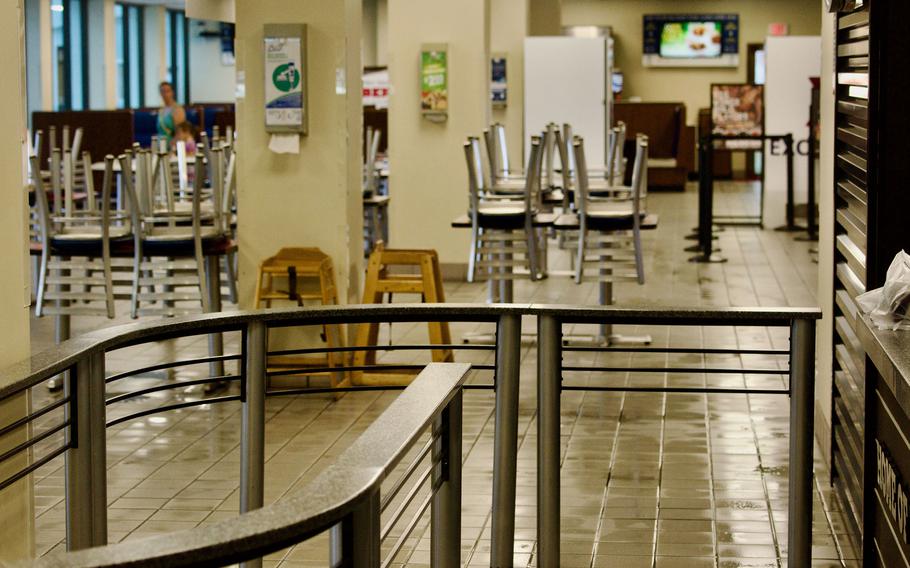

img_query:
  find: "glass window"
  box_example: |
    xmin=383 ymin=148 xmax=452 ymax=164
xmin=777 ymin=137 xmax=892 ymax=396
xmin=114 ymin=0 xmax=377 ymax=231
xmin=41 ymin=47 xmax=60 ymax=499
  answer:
xmin=165 ymin=9 xmax=189 ymax=104
xmin=115 ymin=3 xmax=145 ymax=108
xmin=50 ymin=0 xmax=89 ymax=110
xmin=114 ymin=4 xmax=124 ymax=107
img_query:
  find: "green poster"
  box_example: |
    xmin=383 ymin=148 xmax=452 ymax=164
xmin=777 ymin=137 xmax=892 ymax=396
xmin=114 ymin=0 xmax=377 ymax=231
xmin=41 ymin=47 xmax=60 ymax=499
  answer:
xmin=420 ymin=49 xmax=448 ymax=114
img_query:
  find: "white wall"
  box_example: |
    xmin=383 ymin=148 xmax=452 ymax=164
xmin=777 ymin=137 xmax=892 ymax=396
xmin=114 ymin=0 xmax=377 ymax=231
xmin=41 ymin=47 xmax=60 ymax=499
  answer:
xmin=815 ymin=7 xmax=836 ymax=463
xmin=762 ymin=36 xmax=821 ymax=230
xmin=187 ymin=19 xmax=235 ymax=103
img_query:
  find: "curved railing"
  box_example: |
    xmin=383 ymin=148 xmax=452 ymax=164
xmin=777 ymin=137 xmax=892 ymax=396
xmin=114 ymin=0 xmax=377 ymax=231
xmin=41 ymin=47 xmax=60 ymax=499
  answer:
xmin=0 ymin=304 xmax=821 ymax=568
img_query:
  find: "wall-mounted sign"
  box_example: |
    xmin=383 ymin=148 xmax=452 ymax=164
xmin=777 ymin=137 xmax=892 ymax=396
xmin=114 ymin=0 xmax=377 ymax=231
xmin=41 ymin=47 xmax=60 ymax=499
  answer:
xmin=420 ymin=44 xmax=448 ymax=122
xmin=264 ymin=24 xmax=307 ymax=134
xmin=710 ymin=83 xmax=764 ymax=137
xmin=363 ymin=68 xmax=389 ymax=109
xmin=768 ymin=22 xmax=789 ymax=36
xmin=643 ymin=14 xmax=739 ymax=68
xmin=491 ymin=54 xmax=507 ymax=108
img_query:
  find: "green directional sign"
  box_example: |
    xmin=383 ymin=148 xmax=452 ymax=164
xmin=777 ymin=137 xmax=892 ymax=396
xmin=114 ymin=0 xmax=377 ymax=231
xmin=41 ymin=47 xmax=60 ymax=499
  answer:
xmin=272 ymin=62 xmax=300 ymax=93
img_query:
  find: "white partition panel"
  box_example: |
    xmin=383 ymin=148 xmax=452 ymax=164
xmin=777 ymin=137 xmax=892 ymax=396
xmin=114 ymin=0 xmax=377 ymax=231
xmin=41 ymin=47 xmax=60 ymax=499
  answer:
xmin=763 ymin=36 xmax=821 ymax=229
xmin=524 ymin=37 xmax=608 ymax=169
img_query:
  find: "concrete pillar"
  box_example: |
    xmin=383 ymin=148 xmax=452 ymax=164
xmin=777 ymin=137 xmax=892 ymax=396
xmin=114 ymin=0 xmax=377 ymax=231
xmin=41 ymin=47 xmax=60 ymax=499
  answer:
xmin=491 ymin=0 xmax=529 ymax=171
xmin=528 ymin=0 xmax=561 ymax=37
xmin=387 ymin=0 xmax=490 ymax=271
xmin=0 ymin=0 xmax=35 ymax=562
xmin=234 ymin=0 xmax=363 ymax=306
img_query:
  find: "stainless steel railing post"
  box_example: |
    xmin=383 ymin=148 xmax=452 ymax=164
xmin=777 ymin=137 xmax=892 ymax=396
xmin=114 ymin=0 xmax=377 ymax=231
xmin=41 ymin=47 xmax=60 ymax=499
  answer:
xmin=240 ymin=321 xmax=267 ymax=568
xmin=432 ymin=389 xmax=463 ymax=568
xmin=492 ymin=313 xmax=521 ymax=568
xmin=787 ymin=318 xmax=816 ymax=568
xmin=65 ymin=351 xmax=107 ymax=550
xmin=537 ymin=314 xmax=561 ymax=568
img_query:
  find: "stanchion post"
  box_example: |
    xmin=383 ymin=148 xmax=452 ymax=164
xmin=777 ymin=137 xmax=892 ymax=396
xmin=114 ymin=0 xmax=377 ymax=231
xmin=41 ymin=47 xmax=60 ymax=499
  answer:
xmin=432 ymin=391 xmax=463 ymax=568
xmin=690 ymin=136 xmax=726 ymax=263
xmin=786 ymin=134 xmax=796 ymax=230
xmin=537 ymin=314 xmax=561 ymax=568
xmin=787 ymin=318 xmax=816 ymax=568
xmin=806 ymin=128 xmax=817 ymax=240
xmin=240 ymin=321 xmax=267 ymax=568
xmin=492 ymin=313 xmax=521 ymax=568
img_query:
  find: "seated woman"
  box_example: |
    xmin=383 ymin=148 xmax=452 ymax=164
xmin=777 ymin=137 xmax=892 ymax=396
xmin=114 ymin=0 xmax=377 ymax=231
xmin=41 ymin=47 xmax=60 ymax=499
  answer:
xmin=157 ymin=81 xmax=186 ymax=147
xmin=174 ymin=122 xmax=198 ymax=155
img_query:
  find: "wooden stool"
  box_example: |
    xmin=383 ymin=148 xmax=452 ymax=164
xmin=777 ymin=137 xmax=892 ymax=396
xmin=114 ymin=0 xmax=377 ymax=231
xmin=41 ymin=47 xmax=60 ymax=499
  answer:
xmin=352 ymin=245 xmax=453 ymax=385
xmin=254 ymin=248 xmax=349 ymax=391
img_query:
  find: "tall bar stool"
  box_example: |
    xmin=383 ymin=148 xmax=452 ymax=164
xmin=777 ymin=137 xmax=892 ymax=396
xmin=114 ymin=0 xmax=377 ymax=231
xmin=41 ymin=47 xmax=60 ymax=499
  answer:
xmin=464 ymin=135 xmax=543 ymax=301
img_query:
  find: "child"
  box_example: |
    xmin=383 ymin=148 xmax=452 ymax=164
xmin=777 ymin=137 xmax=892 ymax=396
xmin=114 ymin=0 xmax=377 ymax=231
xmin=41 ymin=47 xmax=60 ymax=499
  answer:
xmin=174 ymin=122 xmax=198 ymax=155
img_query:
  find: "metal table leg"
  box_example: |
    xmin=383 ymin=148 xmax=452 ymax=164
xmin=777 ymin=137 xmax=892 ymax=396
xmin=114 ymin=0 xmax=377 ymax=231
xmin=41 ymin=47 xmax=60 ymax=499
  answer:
xmin=205 ymin=255 xmax=225 ymax=381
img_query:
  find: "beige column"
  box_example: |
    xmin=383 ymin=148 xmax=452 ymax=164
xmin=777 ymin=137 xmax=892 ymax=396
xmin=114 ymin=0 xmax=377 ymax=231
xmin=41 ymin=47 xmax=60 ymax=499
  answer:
xmin=491 ymin=0 xmax=529 ymax=171
xmin=0 ymin=0 xmax=34 ymax=563
xmin=234 ymin=0 xmax=363 ymax=306
xmin=387 ymin=0 xmax=490 ymax=269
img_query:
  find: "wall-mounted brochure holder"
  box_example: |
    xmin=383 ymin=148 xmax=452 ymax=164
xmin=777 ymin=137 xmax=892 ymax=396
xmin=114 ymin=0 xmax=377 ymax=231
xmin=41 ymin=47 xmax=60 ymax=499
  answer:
xmin=264 ymin=24 xmax=308 ymax=135
xmin=491 ymin=53 xmax=507 ymax=108
xmin=420 ymin=43 xmax=448 ymax=123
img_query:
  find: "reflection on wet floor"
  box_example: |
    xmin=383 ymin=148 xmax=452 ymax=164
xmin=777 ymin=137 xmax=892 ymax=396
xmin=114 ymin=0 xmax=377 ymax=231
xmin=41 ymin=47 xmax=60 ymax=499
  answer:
xmin=27 ymin=182 xmax=855 ymax=566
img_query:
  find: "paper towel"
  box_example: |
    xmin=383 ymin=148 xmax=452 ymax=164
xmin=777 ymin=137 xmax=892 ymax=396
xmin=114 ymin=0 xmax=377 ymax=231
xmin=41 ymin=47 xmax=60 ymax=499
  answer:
xmin=269 ymin=133 xmax=300 ymax=154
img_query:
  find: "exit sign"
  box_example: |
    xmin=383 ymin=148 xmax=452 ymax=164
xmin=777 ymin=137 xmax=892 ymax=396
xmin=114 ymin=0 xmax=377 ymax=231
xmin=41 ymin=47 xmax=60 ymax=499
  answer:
xmin=768 ymin=22 xmax=789 ymax=36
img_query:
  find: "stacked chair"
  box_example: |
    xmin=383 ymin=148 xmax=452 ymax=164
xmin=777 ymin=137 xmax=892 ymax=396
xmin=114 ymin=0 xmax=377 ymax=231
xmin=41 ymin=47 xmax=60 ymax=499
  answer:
xmin=464 ymin=135 xmax=544 ymax=301
xmin=122 ymin=144 xmax=235 ymax=318
xmin=31 ymin=153 xmax=133 ymax=320
xmin=571 ymin=133 xmax=649 ymax=286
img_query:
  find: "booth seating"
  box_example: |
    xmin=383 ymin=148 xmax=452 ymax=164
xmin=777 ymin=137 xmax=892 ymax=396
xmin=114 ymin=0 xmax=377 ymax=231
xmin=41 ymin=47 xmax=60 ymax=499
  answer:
xmin=613 ymin=102 xmax=695 ymax=191
xmin=33 ymin=111 xmax=135 ymax=166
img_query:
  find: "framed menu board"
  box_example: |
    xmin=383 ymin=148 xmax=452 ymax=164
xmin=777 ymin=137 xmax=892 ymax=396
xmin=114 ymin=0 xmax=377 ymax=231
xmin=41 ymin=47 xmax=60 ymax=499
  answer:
xmin=710 ymin=83 xmax=764 ymax=137
xmin=420 ymin=44 xmax=448 ymax=122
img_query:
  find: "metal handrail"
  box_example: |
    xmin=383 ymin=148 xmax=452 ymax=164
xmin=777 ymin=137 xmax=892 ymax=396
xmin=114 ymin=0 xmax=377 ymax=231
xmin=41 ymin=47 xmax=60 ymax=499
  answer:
xmin=0 ymin=303 xmax=821 ymax=568
xmin=0 ymin=304 xmax=815 ymax=400
xmin=35 ymin=363 xmax=470 ymax=568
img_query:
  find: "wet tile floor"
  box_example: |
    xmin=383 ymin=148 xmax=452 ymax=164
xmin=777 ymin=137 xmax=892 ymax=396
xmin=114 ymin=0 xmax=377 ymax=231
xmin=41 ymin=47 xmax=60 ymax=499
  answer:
xmin=26 ymin=181 xmax=858 ymax=566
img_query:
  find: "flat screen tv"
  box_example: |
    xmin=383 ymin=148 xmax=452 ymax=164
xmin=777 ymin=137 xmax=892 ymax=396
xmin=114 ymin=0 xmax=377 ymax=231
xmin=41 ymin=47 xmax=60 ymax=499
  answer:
xmin=659 ymin=21 xmax=723 ymax=58
xmin=643 ymin=14 xmax=739 ymax=68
